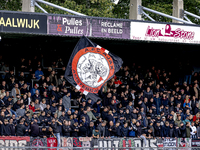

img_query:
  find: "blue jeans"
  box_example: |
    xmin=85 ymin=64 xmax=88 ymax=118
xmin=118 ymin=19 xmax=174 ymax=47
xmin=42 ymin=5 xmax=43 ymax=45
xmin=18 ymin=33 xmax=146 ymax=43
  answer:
xmin=55 ymin=133 xmax=60 ymax=149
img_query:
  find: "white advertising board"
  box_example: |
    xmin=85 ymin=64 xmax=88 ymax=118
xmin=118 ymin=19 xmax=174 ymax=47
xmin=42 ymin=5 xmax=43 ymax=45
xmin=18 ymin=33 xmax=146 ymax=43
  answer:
xmin=131 ymin=22 xmax=200 ymax=44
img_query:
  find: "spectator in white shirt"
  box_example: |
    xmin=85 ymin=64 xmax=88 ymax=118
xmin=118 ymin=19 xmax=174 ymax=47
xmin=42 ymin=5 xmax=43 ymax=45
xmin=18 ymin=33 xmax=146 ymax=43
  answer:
xmin=190 ymin=121 xmax=197 ymax=138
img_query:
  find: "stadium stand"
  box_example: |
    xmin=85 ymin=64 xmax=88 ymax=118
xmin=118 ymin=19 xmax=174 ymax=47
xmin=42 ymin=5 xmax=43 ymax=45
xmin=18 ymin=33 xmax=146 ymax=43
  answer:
xmin=0 ymin=53 xmax=198 ymax=141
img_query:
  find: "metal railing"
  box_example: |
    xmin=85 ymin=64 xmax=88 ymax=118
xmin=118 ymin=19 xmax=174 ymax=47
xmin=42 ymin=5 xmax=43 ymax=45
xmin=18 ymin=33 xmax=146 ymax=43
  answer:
xmin=35 ymin=0 xmax=86 ymax=16
xmin=138 ymin=5 xmax=194 ymax=24
xmin=0 ymin=146 xmax=197 ymax=150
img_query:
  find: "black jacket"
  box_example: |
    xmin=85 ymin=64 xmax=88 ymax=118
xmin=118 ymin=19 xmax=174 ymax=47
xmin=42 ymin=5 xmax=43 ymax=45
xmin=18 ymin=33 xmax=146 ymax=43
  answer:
xmin=108 ymin=125 xmax=116 ymax=137
xmin=9 ymin=124 xmax=15 ymax=136
xmin=39 ymin=128 xmax=49 ymax=138
xmin=174 ymin=126 xmax=180 ymax=138
xmin=179 ymin=125 xmax=186 ymax=138
xmin=106 ymin=114 xmax=114 ymax=123
xmin=79 ymin=126 xmax=87 ymax=137
xmin=71 ymin=124 xmax=79 ymax=137
xmin=30 ymin=122 xmax=40 ymax=137
xmin=39 ymin=115 xmax=47 ymax=126
xmin=87 ymin=126 xmax=94 ymax=137
xmin=121 ymin=126 xmax=129 ymax=137
xmin=15 ymin=124 xmax=26 ymax=136
xmin=114 ymin=125 xmax=121 ymax=137
xmin=131 ymin=113 xmax=138 ymax=119
xmin=51 ymin=122 xmax=60 ymax=133
xmin=169 ymin=127 xmax=174 ymax=137
xmin=1 ymin=123 xmax=11 ymax=136
xmin=135 ymin=126 xmax=143 ymax=137
xmin=154 ymin=125 xmax=162 ymax=137
xmin=62 ymin=125 xmax=71 ymax=137
xmin=161 ymin=125 xmax=170 ymax=137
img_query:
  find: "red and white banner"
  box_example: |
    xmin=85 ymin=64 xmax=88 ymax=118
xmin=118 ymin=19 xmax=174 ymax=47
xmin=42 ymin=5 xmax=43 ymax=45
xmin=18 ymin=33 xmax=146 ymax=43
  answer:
xmin=0 ymin=136 xmax=30 ymax=150
xmin=131 ymin=22 xmax=200 ymax=44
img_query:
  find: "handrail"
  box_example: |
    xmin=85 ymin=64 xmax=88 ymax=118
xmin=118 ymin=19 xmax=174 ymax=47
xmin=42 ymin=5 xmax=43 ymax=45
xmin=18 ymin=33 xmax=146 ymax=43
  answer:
xmin=36 ymin=0 xmax=86 ymax=16
xmin=183 ymin=10 xmax=200 ymax=20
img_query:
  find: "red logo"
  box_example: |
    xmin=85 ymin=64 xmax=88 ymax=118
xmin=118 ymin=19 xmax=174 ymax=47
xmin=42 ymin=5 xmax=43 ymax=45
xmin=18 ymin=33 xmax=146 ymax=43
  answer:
xmin=145 ymin=24 xmax=195 ymax=40
xmin=72 ymin=47 xmax=114 ymax=94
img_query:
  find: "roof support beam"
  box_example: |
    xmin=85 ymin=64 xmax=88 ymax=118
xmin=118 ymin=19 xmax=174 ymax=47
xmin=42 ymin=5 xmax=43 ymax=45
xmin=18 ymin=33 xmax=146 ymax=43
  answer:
xmin=36 ymin=0 xmax=86 ymax=16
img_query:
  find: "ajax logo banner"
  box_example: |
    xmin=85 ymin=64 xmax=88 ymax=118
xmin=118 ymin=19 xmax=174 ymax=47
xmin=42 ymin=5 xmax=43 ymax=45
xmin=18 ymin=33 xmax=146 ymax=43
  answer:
xmin=72 ymin=47 xmax=114 ymax=94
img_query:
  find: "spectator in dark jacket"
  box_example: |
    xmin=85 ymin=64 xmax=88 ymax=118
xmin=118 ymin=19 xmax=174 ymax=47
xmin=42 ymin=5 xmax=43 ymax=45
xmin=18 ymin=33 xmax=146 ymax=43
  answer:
xmin=39 ymin=111 xmax=47 ymax=126
xmin=39 ymin=126 xmax=48 ymax=138
xmin=1 ymin=119 xmax=11 ymax=136
xmin=15 ymin=119 xmax=26 ymax=136
xmin=62 ymin=120 xmax=71 ymax=137
xmin=161 ymin=94 xmax=169 ymax=107
xmin=30 ymin=119 xmax=40 ymax=137
xmin=154 ymin=93 xmax=161 ymax=115
xmin=102 ymin=93 xmax=112 ymax=106
xmin=174 ymin=123 xmax=180 ymax=138
xmin=79 ymin=122 xmax=87 ymax=137
xmin=70 ymin=121 xmax=79 ymax=137
xmin=9 ymin=118 xmax=15 ymax=136
xmin=154 ymin=121 xmax=162 ymax=137
xmin=179 ymin=122 xmax=186 ymax=137
xmin=108 ymin=121 xmax=116 ymax=137
xmin=169 ymin=123 xmax=174 ymax=137
xmin=113 ymin=121 xmax=121 ymax=137
xmin=161 ymin=121 xmax=170 ymax=137
xmin=51 ymin=118 xmax=62 ymax=148
xmin=121 ymin=122 xmax=129 ymax=138
xmin=87 ymin=122 xmax=94 ymax=137
xmin=143 ymin=87 xmax=153 ymax=100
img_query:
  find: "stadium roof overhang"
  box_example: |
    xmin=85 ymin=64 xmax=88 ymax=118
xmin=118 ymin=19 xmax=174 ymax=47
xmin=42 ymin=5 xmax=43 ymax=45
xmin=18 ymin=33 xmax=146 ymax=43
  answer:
xmin=1 ymin=10 xmax=200 ymax=45
xmin=1 ymin=10 xmax=200 ymax=69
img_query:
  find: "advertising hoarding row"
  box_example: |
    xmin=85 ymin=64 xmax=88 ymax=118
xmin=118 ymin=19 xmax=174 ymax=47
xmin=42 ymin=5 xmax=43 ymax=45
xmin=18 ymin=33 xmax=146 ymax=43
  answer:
xmin=1 ymin=10 xmax=200 ymax=44
xmin=0 ymin=136 xmax=198 ymax=150
xmin=47 ymin=15 xmax=130 ymax=39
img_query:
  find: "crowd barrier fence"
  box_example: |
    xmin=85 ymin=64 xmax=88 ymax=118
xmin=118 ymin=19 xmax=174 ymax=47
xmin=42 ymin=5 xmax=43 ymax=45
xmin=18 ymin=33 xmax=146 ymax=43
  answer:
xmin=0 ymin=136 xmax=199 ymax=150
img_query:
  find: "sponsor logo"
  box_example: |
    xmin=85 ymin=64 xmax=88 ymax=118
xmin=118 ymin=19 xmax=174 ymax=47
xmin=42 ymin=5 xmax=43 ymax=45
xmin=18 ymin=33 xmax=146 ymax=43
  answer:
xmin=145 ymin=24 xmax=195 ymax=40
xmin=72 ymin=47 xmax=114 ymax=93
xmin=0 ymin=17 xmax=40 ymax=29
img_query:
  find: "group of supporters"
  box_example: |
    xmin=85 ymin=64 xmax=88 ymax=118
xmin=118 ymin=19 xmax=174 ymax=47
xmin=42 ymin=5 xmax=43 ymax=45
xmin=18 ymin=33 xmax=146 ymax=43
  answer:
xmin=0 ymin=56 xmax=199 ymax=147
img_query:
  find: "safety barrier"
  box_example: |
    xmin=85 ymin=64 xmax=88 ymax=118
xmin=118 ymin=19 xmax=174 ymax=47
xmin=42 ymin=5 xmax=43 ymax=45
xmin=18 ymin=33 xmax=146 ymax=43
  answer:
xmin=0 ymin=136 xmax=199 ymax=150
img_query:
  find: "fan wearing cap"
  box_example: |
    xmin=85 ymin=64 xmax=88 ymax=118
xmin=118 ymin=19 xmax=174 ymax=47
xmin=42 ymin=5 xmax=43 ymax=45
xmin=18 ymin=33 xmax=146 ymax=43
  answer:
xmin=30 ymin=84 xmax=40 ymax=96
xmin=167 ymin=114 xmax=175 ymax=125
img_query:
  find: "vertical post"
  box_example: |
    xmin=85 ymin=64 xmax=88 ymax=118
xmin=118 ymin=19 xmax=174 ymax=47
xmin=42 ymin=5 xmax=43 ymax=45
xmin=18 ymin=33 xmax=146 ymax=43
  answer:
xmin=172 ymin=0 xmax=183 ymax=23
xmin=22 ymin=0 xmax=35 ymax=12
xmin=129 ymin=0 xmax=142 ymax=20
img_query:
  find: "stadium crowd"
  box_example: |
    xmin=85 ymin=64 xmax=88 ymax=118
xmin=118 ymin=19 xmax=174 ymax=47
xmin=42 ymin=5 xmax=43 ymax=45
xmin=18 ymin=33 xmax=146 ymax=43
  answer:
xmin=0 ymin=55 xmax=199 ymax=146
